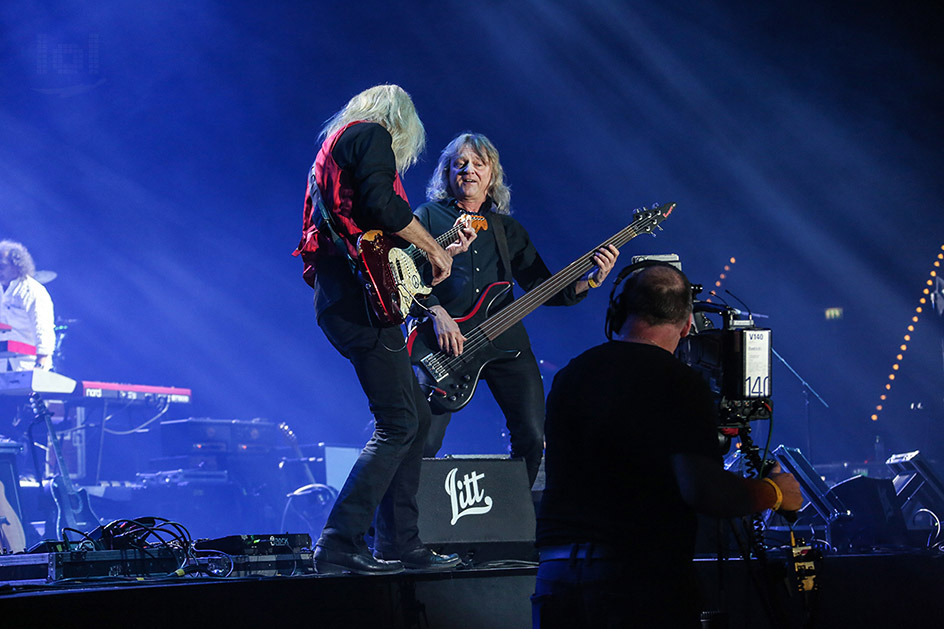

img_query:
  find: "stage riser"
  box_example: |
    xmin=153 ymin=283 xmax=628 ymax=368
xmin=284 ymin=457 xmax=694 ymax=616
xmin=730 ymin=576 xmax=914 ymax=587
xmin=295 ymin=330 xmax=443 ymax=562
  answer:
xmin=2 ymin=554 xmax=942 ymax=627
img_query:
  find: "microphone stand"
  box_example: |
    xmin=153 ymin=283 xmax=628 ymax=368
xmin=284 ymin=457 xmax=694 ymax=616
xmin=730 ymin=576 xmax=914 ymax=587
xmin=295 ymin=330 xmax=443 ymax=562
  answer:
xmin=772 ymin=348 xmax=829 ymax=463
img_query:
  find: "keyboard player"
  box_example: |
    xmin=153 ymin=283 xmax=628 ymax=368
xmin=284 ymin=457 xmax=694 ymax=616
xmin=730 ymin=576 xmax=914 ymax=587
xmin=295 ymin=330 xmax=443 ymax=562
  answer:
xmin=0 ymin=241 xmax=55 ymax=372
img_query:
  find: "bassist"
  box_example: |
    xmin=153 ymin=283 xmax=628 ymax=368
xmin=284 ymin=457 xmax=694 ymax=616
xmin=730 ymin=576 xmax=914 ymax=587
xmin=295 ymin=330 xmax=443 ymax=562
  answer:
xmin=414 ymin=133 xmax=619 ymax=487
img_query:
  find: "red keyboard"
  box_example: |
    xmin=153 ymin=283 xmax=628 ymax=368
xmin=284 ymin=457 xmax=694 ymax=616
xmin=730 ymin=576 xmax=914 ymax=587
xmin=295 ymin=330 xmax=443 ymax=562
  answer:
xmin=0 ymin=340 xmax=36 ymax=357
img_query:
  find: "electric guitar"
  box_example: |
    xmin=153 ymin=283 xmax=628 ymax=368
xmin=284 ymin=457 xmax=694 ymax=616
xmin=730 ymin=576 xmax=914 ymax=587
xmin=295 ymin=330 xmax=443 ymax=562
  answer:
xmin=277 ymin=421 xmax=318 ymax=487
xmin=29 ymin=392 xmax=101 ymax=538
xmin=358 ymin=214 xmax=488 ymax=325
xmin=277 ymin=422 xmax=338 ymax=533
xmin=408 ymin=203 xmax=675 ymax=413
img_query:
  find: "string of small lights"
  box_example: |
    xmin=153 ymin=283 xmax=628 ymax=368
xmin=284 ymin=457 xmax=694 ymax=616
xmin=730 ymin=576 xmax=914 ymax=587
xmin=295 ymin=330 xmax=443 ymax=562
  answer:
xmin=705 ymin=257 xmax=737 ymax=301
xmin=871 ymin=244 xmax=944 ymax=421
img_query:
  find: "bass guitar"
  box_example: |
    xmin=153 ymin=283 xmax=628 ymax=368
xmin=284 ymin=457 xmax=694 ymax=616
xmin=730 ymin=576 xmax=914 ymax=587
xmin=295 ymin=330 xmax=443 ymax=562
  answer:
xmin=29 ymin=392 xmax=100 ymax=539
xmin=408 ymin=203 xmax=675 ymax=413
xmin=358 ymin=214 xmax=488 ymax=325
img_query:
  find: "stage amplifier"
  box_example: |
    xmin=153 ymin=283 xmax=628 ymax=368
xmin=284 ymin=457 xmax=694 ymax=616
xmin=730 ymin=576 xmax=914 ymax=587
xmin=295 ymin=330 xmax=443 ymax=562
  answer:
xmin=224 ymin=552 xmax=314 ymax=577
xmin=193 ymin=533 xmax=312 ymax=556
xmin=0 ymin=548 xmax=180 ymax=586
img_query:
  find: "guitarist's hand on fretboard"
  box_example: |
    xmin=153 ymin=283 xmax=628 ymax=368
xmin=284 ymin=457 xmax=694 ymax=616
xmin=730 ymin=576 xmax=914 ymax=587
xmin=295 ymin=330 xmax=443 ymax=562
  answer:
xmin=445 ymin=218 xmax=478 ymax=257
xmin=395 ymin=218 xmax=453 ymax=286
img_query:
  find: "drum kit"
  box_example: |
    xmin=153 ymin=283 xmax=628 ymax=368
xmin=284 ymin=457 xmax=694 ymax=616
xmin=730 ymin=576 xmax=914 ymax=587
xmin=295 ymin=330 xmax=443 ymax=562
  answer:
xmin=34 ymin=270 xmax=75 ymax=367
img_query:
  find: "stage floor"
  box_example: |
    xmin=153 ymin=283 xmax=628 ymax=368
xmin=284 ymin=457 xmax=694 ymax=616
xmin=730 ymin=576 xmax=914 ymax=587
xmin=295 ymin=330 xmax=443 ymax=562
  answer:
xmin=1 ymin=550 xmax=942 ymax=628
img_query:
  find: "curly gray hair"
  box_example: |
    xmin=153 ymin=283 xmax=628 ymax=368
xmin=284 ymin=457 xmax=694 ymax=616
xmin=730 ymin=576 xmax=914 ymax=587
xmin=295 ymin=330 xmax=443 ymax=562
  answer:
xmin=0 ymin=240 xmax=36 ymax=279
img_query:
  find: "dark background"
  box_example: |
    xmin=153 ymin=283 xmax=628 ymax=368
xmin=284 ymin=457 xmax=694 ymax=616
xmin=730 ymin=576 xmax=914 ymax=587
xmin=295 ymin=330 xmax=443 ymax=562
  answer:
xmin=2 ymin=0 xmax=942 ymax=473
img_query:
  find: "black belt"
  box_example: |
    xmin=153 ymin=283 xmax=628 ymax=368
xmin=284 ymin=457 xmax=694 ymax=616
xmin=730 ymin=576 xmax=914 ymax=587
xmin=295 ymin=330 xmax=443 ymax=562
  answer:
xmin=538 ymin=543 xmax=620 ymax=562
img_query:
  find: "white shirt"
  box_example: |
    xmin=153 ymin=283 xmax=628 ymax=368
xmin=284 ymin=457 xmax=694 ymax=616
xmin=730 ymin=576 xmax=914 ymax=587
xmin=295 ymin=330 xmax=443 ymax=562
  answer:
xmin=0 ymin=276 xmax=55 ymax=371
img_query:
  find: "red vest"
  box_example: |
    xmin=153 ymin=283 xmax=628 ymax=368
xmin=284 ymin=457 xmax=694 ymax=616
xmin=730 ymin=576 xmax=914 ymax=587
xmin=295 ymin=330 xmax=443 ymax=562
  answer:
xmin=293 ymin=121 xmax=409 ymax=287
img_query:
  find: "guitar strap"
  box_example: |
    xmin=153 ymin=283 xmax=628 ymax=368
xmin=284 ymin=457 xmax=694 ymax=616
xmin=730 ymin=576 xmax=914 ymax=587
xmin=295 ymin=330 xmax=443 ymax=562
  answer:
xmin=489 ymin=211 xmax=514 ymax=282
xmin=310 ymin=164 xmax=359 ymax=276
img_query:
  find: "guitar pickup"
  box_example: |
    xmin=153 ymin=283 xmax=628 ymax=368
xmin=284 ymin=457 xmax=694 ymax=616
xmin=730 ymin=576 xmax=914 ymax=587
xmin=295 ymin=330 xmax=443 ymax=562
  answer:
xmin=420 ymin=353 xmax=448 ymax=383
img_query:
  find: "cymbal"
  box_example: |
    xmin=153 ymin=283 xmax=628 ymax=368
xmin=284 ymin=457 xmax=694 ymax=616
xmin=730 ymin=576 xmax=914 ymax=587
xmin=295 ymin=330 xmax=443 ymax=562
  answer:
xmin=34 ymin=270 xmax=57 ymax=284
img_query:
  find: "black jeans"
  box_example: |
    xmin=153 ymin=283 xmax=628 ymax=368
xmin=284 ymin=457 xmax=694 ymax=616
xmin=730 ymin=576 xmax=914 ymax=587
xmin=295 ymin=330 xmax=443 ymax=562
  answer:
xmin=316 ymin=303 xmax=431 ymax=557
xmin=423 ymin=346 xmax=546 ymax=487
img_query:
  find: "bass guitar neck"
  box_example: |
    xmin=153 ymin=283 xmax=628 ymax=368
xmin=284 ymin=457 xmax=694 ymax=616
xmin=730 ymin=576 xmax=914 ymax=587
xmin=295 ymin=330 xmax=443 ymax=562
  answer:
xmin=409 ymin=203 xmax=675 ymax=413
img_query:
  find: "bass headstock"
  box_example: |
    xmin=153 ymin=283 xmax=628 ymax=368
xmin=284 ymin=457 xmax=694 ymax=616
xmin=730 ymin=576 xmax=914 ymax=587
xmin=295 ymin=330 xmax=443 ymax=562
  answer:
xmin=631 ymin=202 xmax=676 ymax=236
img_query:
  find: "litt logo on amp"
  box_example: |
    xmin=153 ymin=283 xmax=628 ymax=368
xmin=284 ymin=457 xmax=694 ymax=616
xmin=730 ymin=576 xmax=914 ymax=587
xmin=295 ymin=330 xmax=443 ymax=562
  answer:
xmin=444 ymin=467 xmax=493 ymax=525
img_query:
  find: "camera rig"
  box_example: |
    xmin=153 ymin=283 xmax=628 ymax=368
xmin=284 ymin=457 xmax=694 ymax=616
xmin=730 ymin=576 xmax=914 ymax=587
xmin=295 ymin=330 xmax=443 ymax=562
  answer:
xmin=677 ymin=285 xmax=773 ymax=428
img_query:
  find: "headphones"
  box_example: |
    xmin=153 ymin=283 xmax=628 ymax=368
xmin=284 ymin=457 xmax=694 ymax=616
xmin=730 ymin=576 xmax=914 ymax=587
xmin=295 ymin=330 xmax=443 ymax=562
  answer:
xmin=604 ymin=260 xmax=683 ymax=340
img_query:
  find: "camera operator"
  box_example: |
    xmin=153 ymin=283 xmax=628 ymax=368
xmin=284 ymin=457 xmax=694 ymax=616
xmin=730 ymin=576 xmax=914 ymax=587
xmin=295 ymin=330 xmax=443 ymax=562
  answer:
xmin=533 ymin=263 xmax=802 ymax=628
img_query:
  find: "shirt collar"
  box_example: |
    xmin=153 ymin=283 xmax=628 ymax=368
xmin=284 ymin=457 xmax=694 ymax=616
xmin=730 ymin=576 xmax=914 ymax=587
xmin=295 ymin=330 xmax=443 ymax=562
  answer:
xmin=447 ymin=196 xmax=495 ymax=214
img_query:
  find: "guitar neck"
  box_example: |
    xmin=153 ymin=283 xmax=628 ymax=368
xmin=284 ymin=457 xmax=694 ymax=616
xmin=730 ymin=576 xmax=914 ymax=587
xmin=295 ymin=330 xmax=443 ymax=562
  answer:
xmin=279 ymin=423 xmax=317 ymax=486
xmin=31 ymin=394 xmax=77 ymax=495
xmin=409 ymin=224 xmax=466 ymax=265
xmin=296 ymin=444 xmax=317 ymax=486
xmin=479 ymin=205 xmax=674 ymax=340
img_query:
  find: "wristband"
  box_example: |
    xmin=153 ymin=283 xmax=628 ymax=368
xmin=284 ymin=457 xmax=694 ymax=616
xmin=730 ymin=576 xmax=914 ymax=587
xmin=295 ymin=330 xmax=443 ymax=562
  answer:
xmin=762 ymin=477 xmax=783 ymax=511
xmin=587 ymin=275 xmax=601 ymax=289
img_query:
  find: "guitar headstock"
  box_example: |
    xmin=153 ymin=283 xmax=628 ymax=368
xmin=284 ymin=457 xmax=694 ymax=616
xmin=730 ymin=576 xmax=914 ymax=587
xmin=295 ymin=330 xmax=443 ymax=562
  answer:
xmin=28 ymin=392 xmax=50 ymax=420
xmin=631 ymin=202 xmax=676 ymax=235
xmin=458 ymin=214 xmax=489 ymax=233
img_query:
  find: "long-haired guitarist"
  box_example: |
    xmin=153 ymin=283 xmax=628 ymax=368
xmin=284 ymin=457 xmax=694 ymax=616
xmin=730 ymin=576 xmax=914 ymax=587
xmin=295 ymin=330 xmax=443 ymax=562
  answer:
xmin=413 ymin=133 xmax=619 ymax=487
xmin=292 ymin=85 xmax=473 ymax=575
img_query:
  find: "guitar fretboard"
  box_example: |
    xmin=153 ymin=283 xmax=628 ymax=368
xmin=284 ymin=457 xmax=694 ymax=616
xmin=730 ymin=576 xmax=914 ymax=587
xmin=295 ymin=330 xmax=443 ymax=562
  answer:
xmin=479 ymin=204 xmax=675 ymax=340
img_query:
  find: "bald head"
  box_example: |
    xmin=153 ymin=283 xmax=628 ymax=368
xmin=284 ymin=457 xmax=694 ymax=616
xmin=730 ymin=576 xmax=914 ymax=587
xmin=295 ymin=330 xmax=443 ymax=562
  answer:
xmin=609 ymin=264 xmax=693 ymax=343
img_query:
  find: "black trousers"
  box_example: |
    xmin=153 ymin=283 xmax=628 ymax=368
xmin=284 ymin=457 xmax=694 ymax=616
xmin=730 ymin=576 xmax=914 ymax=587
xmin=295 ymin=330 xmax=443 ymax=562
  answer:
xmin=316 ymin=303 xmax=431 ymax=557
xmin=423 ymin=346 xmax=546 ymax=487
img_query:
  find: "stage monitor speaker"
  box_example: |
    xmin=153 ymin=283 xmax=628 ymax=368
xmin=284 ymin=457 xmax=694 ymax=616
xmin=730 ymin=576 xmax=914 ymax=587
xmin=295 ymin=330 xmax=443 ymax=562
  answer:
xmin=417 ymin=456 xmax=535 ymax=564
xmin=827 ymin=475 xmax=910 ymax=551
xmin=886 ymin=450 xmax=944 ymax=527
xmin=772 ymin=445 xmax=848 ymax=523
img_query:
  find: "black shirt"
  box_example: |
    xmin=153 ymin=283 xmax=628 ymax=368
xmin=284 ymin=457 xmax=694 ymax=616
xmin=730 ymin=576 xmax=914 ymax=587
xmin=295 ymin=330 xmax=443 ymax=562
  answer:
xmin=312 ymin=123 xmax=415 ymax=321
xmin=413 ymin=198 xmax=586 ymax=349
xmin=537 ymin=340 xmax=720 ymax=567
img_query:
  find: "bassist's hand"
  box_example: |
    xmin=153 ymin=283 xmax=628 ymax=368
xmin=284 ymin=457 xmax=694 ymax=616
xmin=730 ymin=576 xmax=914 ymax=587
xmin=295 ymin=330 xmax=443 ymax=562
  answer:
xmin=590 ymin=245 xmax=620 ymax=284
xmin=430 ymin=305 xmax=465 ymax=355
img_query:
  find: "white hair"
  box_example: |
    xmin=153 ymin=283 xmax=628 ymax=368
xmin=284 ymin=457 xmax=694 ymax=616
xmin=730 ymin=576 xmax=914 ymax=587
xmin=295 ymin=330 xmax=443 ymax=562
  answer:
xmin=321 ymin=84 xmax=425 ymax=173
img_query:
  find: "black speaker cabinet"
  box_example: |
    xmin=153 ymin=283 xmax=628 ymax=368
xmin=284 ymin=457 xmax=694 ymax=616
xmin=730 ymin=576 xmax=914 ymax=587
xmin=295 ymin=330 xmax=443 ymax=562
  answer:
xmin=827 ymin=476 xmax=910 ymax=550
xmin=416 ymin=456 xmax=536 ymax=564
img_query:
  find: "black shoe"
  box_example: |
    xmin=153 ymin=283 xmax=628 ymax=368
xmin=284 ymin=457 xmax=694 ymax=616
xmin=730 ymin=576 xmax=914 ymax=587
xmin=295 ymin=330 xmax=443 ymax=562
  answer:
xmin=380 ymin=546 xmax=461 ymax=571
xmin=315 ymin=546 xmax=404 ymax=575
